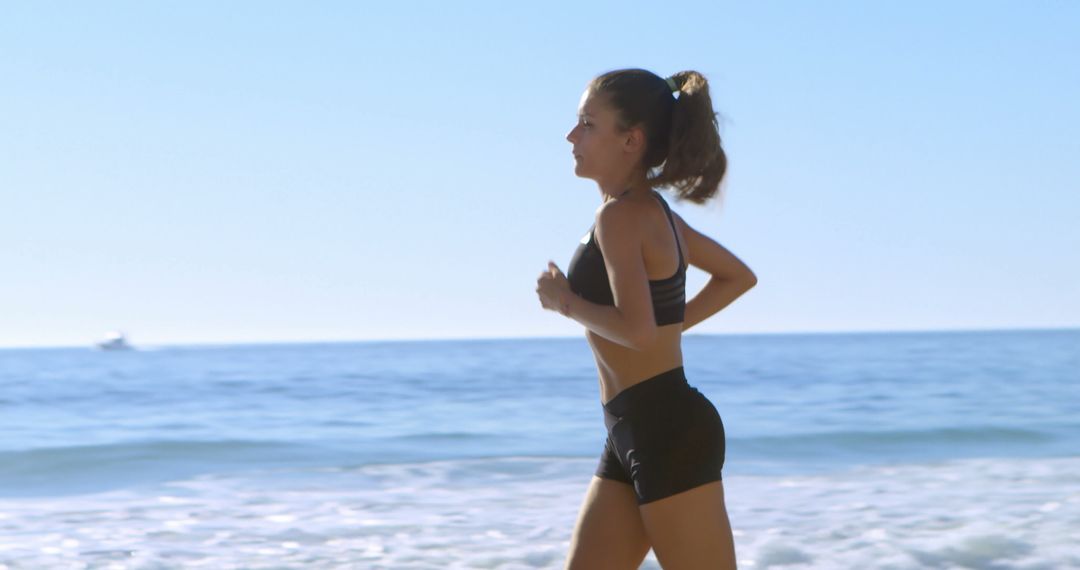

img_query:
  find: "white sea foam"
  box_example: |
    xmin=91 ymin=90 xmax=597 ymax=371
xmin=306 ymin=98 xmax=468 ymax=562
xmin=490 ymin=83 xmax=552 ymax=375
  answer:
xmin=1 ymin=455 xmax=1079 ymax=568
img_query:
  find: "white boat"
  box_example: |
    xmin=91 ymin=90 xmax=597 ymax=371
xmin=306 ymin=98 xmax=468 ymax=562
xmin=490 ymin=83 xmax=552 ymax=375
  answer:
xmin=96 ymin=331 xmax=134 ymax=351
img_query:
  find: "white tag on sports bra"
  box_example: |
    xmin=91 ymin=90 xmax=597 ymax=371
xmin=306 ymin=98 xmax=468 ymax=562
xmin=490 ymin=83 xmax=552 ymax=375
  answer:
xmin=580 ymin=231 xmax=591 ymax=244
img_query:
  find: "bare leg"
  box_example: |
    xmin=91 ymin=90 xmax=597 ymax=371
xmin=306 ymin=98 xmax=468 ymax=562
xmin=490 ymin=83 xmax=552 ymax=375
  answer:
xmin=565 ymin=476 xmax=653 ymax=570
xmin=638 ymin=480 xmax=736 ymax=570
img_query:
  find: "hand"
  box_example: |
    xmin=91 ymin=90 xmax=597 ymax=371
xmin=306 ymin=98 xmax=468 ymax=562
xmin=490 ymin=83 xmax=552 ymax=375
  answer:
xmin=536 ymin=260 xmax=571 ymax=314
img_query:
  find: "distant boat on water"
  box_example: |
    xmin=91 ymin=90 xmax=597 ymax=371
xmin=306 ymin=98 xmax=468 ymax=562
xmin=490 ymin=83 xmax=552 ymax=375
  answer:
xmin=96 ymin=331 xmax=134 ymax=351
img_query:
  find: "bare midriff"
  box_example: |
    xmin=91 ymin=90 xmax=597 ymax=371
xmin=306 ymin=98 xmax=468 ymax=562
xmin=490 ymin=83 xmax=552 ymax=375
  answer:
xmin=588 ymin=324 xmax=683 ymax=405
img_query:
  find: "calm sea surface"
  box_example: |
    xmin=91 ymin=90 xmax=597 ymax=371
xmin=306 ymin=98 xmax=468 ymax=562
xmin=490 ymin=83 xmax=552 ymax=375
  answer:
xmin=1 ymin=329 xmax=1078 ymax=569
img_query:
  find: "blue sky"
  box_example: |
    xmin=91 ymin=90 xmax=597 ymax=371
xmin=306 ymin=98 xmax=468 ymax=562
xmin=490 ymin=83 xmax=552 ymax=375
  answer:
xmin=2 ymin=1 xmax=1077 ymax=348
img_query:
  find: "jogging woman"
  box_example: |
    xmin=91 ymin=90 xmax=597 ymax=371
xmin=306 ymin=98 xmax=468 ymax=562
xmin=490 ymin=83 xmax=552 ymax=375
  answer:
xmin=536 ymin=68 xmax=756 ymax=569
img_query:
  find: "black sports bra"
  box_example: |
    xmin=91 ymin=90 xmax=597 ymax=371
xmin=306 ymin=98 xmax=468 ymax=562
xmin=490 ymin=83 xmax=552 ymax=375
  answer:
xmin=566 ymin=190 xmax=686 ymax=326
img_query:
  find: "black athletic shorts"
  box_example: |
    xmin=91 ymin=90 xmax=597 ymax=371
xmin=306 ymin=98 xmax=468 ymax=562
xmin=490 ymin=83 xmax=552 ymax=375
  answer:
xmin=595 ymin=366 xmax=726 ymax=505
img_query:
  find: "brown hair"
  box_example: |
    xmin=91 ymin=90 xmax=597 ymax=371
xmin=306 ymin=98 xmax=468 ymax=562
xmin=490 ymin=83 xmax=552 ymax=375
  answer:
xmin=588 ymin=68 xmax=728 ymax=205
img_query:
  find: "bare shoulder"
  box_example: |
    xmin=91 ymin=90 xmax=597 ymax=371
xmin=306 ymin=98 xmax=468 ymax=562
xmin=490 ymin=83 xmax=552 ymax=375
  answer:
xmin=594 ymin=199 xmax=644 ymax=241
xmin=596 ymin=196 xmax=642 ymax=218
xmin=669 ymin=211 xmax=757 ymax=282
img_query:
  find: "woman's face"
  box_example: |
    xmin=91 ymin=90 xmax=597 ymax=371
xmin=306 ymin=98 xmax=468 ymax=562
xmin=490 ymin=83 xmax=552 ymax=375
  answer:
xmin=565 ymin=89 xmax=639 ymax=185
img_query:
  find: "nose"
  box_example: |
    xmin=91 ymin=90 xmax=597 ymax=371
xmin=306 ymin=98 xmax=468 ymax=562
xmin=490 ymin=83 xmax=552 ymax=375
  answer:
xmin=566 ymin=125 xmax=577 ymax=143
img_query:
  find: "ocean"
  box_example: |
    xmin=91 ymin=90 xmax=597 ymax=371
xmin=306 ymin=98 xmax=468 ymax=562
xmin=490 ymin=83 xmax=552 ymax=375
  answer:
xmin=1 ymin=329 xmax=1077 ymax=569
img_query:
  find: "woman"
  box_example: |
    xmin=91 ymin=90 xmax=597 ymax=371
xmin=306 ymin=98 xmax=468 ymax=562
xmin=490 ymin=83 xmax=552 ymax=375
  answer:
xmin=536 ymin=68 xmax=757 ymax=569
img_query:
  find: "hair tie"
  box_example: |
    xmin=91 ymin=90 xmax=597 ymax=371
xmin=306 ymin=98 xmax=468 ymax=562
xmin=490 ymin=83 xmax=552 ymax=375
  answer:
xmin=665 ymin=76 xmax=678 ymax=92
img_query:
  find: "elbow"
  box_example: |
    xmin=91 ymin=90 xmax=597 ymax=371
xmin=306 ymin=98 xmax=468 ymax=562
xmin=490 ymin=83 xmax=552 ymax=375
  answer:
xmin=711 ymin=266 xmax=757 ymax=286
xmin=729 ymin=268 xmax=757 ymax=289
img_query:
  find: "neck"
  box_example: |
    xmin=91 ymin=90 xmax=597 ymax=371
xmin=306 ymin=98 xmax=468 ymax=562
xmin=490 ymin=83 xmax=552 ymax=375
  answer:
xmin=599 ymin=172 xmax=651 ymax=203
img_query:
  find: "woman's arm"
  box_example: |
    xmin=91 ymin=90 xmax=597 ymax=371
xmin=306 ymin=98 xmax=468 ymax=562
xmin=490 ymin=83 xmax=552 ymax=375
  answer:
xmin=683 ymin=277 xmax=755 ymax=332
xmin=559 ymin=290 xmax=655 ymax=349
xmin=564 ymin=201 xmax=658 ymax=350
xmin=676 ymin=215 xmax=757 ymax=332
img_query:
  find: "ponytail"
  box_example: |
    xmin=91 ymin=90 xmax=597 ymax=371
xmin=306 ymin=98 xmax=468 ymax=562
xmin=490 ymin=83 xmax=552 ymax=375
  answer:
xmin=651 ymin=71 xmax=728 ymax=205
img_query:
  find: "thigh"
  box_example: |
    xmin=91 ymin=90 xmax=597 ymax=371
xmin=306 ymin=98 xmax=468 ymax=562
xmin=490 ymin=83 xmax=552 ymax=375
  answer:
xmin=639 ymin=480 xmax=737 ymax=570
xmin=565 ymin=476 xmax=652 ymax=570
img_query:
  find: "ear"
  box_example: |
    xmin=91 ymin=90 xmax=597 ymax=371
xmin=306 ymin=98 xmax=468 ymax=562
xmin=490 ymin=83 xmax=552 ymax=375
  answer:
xmin=621 ymin=125 xmax=647 ymax=156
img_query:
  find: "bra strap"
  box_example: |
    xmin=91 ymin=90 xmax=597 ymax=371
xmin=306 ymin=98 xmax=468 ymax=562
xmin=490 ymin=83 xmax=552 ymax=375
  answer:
xmin=652 ymin=191 xmax=685 ymax=268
